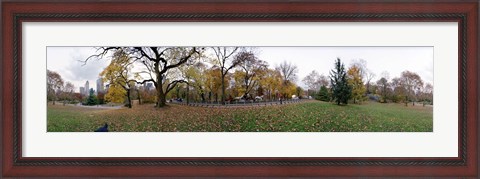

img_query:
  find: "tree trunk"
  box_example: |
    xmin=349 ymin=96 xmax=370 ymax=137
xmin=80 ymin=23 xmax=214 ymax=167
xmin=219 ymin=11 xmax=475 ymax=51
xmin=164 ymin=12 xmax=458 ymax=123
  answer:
xmin=383 ymin=86 xmax=387 ymax=103
xmin=155 ymin=76 xmax=167 ymax=108
xmin=186 ymin=81 xmax=190 ymax=105
xmin=208 ymin=91 xmax=212 ymax=102
xmin=200 ymin=93 xmax=206 ymax=103
xmin=137 ymin=89 xmax=142 ymax=105
xmin=126 ymin=90 xmax=132 ymax=108
xmin=221 ymin=74 xmax=226 ymax=105
xmin=156 ymin=88 xmax=166 ymax=107
xmin=243 ymin=78 xmax=250 ymax=100
xmin=412 ymin=95 xmax=415 ymax=106
xmin=366 ymin=82 xmax=370 ymax=94
xmin=153 ymin=62 xmax=166 ymax=108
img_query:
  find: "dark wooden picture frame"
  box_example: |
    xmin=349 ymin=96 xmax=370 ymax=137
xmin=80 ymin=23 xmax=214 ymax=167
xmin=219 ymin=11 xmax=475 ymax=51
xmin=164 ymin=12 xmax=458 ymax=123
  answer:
xmin=1 ymin=0 xmax=478 ymax=177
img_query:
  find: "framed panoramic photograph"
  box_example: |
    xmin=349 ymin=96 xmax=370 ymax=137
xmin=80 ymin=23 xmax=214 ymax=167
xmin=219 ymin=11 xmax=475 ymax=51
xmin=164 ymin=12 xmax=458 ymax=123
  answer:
xmin=1 ymin=0 xmax=479 ymax=177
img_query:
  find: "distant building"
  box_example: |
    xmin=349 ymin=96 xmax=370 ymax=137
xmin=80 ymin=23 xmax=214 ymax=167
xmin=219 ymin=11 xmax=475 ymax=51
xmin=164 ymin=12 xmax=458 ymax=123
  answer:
xmin=143 ymin=82 xmax=153 ymax=91
xmin=79 ymin=87 xmax=85 ymax=96
xmin=96 ymin=78 xmax=104 ymax=95
xmin=146 ymin=83 xmax=153 ymax=91
xmin=229 ymin=80 xmax=236 ymax=90
xmin=84 ymin=81 xmax=90 ymax=96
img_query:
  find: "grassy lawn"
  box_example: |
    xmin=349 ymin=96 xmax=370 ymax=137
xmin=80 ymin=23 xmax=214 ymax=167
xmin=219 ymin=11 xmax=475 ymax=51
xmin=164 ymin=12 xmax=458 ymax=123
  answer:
xmin=47 ymin=101 xmax=433 ymax=132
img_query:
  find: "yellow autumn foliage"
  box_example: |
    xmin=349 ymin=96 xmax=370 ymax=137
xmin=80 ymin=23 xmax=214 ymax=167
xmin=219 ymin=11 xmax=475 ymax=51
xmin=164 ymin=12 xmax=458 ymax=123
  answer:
xmin=347 ymin=65 xmax=366 ymax=104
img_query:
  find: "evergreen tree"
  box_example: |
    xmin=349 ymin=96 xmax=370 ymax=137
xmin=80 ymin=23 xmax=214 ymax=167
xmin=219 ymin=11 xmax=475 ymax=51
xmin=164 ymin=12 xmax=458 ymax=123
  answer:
xmin=85 ymin=88 xmax=98 ymax=105
xmin=329 ymin=58 xmax=351 ymax=105
xmin=316 ymin=85 xmax=330 ymax=102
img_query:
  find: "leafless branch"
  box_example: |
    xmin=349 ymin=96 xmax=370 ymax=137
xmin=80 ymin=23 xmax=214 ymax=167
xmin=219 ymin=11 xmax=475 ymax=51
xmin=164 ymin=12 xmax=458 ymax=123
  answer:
xmin=165 ymin=80 xmax=188 ymax=94
xmin=81 ymin=47 xmax=120 ymax=66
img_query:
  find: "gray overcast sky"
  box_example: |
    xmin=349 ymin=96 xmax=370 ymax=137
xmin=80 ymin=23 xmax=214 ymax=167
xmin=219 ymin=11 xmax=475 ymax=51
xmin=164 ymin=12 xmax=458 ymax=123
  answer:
xmin=47 ymin=46 xmax=433 ymax=93
xmin=47 ymin=47 xmax=110 ymax=93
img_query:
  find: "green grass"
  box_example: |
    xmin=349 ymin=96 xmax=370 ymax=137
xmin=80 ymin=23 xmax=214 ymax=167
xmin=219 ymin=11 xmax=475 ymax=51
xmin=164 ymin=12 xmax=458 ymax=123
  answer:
xmin=47 ymin=101 xmax=433 ymax=132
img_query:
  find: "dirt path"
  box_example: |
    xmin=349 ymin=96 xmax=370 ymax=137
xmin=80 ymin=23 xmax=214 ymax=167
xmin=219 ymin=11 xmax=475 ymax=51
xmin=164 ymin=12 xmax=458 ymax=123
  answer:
xmin=64 ymin=103 xmax=123 ymax=109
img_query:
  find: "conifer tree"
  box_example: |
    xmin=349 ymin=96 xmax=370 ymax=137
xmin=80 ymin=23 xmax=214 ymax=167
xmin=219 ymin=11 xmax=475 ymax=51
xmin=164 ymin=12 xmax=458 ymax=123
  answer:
xmin=316 ymin=85 xmax=330 ymax=102
xmin=85 ymin=88 xmax=98 ymax=105
xmin=329 ymin=58 xmax=351 ymax=105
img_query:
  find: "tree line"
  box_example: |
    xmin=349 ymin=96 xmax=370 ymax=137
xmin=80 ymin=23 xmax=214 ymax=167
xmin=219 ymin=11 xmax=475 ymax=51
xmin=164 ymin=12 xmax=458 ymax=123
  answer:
xmin=304 ymin=58 xmax=433 ymax=106
xmin=80 ymin=47 xmax=304 ymax=108
xmin=47 ymin=69 xmax=106 ymax=106
xmin=48 ymin=47 xmax=433 ymax=108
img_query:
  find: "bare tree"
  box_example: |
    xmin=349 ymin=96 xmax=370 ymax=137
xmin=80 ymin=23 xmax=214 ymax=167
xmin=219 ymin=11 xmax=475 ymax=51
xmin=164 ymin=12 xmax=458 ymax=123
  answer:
xmin=422 ymin=83 xmax=433 ymax=106
xmin=47 ymin=70 xmax=64 ymax=105
xmin=63 ymin=82 xmax=75 ymax=105
xmin=211 ymin=47 xmax=242 ymax=104
xmin=302 ymin=70 xmax=321 ymax=94
xmin=235 ymin=50 xmax=268 ymax=99
xmin=302 ymin=70 xmax=328 ymax=97
xmin=376 ymin=77 xmax=389 ymax=103
xmin=350 ymin=59 xmax=375 ymax=94
xmin=317 ymin=74 xmax=330 ymax=88
xmin=276 ymin=60 xmax=298 ymax=84
xmin=275 ymin=61 xmax=299 ymax=100
xmin=365 ymin=70 xmax=376 ymax=93
xmin=375 ymin=71 xmax=389 ymax=102
xmin=399 ymin=70 xmax=424 ymax=106
xmin=380 ymin=71 xmax=390 ymax=81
